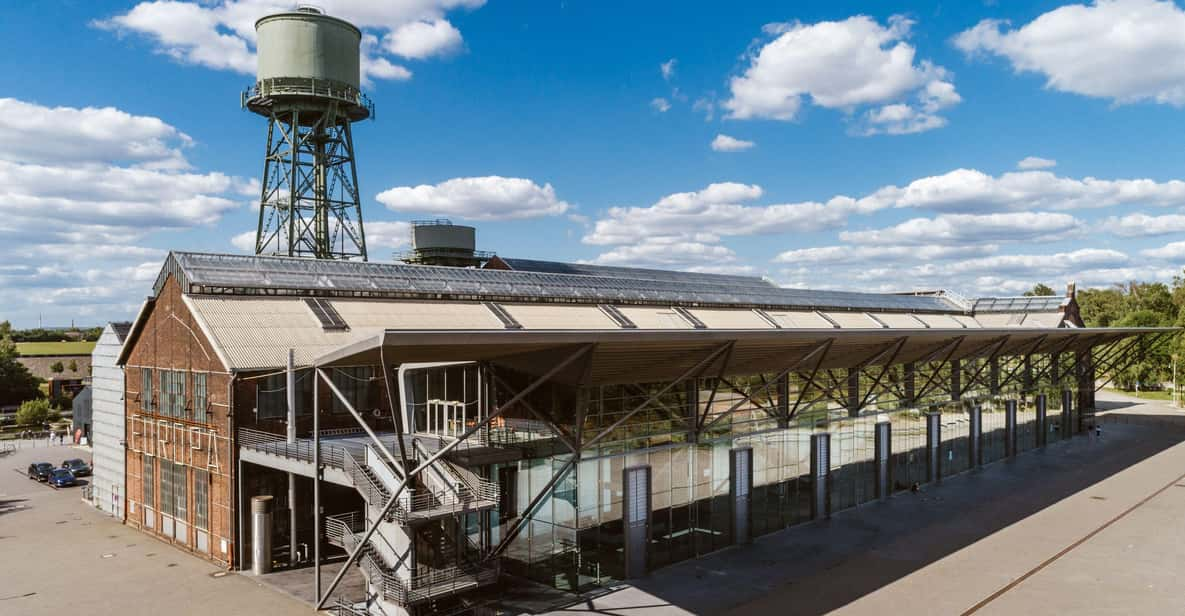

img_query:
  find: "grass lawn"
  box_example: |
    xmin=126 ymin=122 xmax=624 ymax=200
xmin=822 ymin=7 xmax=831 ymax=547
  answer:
xmin=1105 ymin=388 xmax=1174 ymax=401
xmin=15 ymin=341 xmax=95 ymax=356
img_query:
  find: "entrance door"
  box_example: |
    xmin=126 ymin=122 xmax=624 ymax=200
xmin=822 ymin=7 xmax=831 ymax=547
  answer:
xmin=623 ymin=466 xmax=650 ymax=578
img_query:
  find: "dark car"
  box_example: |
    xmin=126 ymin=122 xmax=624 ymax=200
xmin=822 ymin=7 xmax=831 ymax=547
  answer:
xmin=62 ymin=459 xmax=91 ymax=477
xmin=27 ymin=462 xmax=54 ymax=482
xmin=48 ymin=468 xmax=76 ymax=488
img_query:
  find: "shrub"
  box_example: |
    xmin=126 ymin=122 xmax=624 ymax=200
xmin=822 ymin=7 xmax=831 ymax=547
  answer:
xmin=15 ymin=399 xmax=52 ymax=426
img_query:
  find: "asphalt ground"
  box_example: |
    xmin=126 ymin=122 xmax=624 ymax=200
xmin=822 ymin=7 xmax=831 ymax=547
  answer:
xmin=0 ymin=443 xmax=310 ymax=616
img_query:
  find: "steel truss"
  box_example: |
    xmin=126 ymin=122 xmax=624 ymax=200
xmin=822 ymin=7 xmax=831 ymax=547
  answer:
xmin=256 ymin=102 xmax=367 ymax=260
xmin=298 ymin=329 xmax=1177 ymax=612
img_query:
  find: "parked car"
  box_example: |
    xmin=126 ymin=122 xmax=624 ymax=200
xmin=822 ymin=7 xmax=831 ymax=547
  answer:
xmin=62 ymin=459 xmax=91 ymax=477
xmin=27 ymin=462 xmax=54 ymax=482
xmin=48 ymin=468 xmax=76 ymax=488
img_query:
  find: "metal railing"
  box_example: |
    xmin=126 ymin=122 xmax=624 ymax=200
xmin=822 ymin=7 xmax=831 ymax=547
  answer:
xmin=237 ymin=427 xmax=350 ymax=468
xmin=407 ymin=562 xmax=500 ymax=604
xmin=242 ymin=77 xmax=375 ymax=117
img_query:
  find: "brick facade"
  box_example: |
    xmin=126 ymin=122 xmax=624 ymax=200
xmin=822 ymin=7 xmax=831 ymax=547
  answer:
xmin=123 ymin=275 xmax=236 ymax=567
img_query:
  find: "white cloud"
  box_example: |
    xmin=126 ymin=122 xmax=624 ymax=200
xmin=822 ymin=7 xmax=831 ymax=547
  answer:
xmin=1018 ymin=156 xmax=1056 ymax=170
xmin=376 ymin=176 xmax=570 ymax=220
xmin=0 ymin=98 xmax=192 ymax=170
xmin=840 ymin=212 xmax=1085 ymax=245
xmin=724 ymin=15 xmax=959 ymax=134
xmin=711 ymin=134 xmax=755 ymax=152
xmin=651 ymin=97 xmax=671 ymax=113
xmin=774 ymin=243 xmax=996 ymax=265
xmin=96 ymin=1 xmax=483 ymax=84
xmin=0 ymin=99 xmax=247 ymax=327
xmin=661 ymin=58 xmax=677 ymax=81
xmin=384 ymin=19 xmax=462 ymax=59
xmin=1102 ymin=212 xmax=1185 ymax=237
xmin=587 ymin=237 xmax=748 ymax=272
xmin=865 ymin=168 xmax=1185 ymax=212
xmin=363 ymin=220 xmax=413 ymax=251
xmin=955 ymin=0 xmax=1185 ymax=106
xmin=1141 ymin=240 xmax=1185 ymax=260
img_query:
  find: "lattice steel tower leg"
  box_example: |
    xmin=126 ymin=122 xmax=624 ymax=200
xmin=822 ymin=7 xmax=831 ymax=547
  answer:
xmin=243 ymin=7 xmax=372 ymax=261
xmin=255 ymin=104 xmax=367 ymax=260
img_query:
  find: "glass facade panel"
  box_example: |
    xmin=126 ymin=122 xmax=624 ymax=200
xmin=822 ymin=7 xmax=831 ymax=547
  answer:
xmin=194 ymin=373 xmax=208 ymax=423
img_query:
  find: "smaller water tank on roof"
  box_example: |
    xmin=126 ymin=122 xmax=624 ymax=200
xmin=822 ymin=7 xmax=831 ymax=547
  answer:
xmin=413 ymin=223 xmax=476 ymax=254
xmin=255 ymin=7 xmax=362 ymax=91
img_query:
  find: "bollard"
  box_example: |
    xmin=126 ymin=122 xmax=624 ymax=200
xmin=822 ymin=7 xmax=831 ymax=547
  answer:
xmin=251 ymin=495 xmax=274 ymax=575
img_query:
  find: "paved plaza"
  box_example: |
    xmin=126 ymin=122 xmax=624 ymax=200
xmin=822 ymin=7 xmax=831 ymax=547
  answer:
xmin=0 ymin=442 xmax=308 ymax=616
xmin=4 ymin=391 xmax=1185 ymax=615
xmin=541 ymin=391 xmax=1185 ymax=616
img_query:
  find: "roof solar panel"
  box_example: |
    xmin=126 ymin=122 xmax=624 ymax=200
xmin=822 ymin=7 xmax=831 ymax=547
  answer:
xmin=165 ymin=252 xmax=965 ymax=313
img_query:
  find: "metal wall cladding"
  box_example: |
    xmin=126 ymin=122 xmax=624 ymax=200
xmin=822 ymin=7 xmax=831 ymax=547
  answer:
xmin=255 ymin=12 xmax=361 ymax=88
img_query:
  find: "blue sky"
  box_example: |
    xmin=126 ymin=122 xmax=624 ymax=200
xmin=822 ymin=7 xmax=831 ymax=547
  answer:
xmin=2 ymin=0 xmax=1185 ymax=327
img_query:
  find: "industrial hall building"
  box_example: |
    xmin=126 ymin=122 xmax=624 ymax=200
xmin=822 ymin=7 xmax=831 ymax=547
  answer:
xmin=112 ymin=245 xmax=1171 ymax=616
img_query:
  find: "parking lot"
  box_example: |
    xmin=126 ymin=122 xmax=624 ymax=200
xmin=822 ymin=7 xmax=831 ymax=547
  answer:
xmin=0 ymin=443 xmax=309 ymax=615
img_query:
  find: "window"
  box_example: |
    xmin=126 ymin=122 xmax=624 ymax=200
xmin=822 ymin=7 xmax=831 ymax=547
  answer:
xmin=143 ymin=456 xmax=155 ymax=509
xmin=257 ymin=371 xmax=313 ymax=419
xmin=194 ymin=373 xmax=208 ymax=423
xmin=194 ymin=469 xmax=209 ymax=530
xmin=173 ymin=462 xmax=187 ymax=521
xmin=331 ymin=367 xmax=373 ymax=414
xmin=257 ymin=374 xmax=287 ymax=419
xmin=164 ymin=371 xmax=188 ymax=419
xmin=159 ymin=459 xmax=174 ymax=517
xmin=141 ymin=369 xmax=153 ymax=412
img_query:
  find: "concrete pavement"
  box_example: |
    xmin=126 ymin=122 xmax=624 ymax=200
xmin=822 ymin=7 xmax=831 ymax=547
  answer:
xmin=0 ymin=443 xmax=311 ymax=616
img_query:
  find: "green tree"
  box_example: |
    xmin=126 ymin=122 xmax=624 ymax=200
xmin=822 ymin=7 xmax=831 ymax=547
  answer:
xmin=1024 ymin=283 xmax=1056 ymax=297
xmin=67 ymin=359 xmax=78 ymax=373
xmin=15 ymin=398 xmax=51 ymax=426
xmin=49 ymin=360 xmax=64 ymax=374
xmin=1078 ymin=287 xmax=1126 ymax=327
xmin=0 ymin=336 xmax=41 ymax=406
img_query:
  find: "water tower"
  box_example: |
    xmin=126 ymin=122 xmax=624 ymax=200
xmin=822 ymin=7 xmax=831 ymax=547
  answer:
xmin=243 ymin=6 xmax=371 ymax=260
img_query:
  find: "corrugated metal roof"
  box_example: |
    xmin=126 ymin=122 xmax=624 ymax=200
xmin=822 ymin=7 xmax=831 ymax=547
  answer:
xmin=157 ymin=251 xmax=963 ymax=313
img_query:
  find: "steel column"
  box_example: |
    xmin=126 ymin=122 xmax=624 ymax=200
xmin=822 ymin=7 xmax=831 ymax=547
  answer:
xmin=1036 ymin=394 xmax=1047 ymax=447
xmin=1005 ymin=399 xmax=1017 ymax=457
xmin=926 ymin=410 xmax=941 ymax=483
xmin=810 ymin=432 xmax=830 ymax=520
xmin=874 ymin=421 xmax=891 ymax=500
xmin=969 ymin=405 xmax=982 ymax=468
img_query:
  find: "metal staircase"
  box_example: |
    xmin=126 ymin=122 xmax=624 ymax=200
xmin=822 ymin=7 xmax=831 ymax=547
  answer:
xmin=323 ymin=437 xmax=500 ymax=612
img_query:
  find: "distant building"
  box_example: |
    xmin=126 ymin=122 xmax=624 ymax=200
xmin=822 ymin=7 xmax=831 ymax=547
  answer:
xmin=90 ymin=322 xmax=132 ymax=519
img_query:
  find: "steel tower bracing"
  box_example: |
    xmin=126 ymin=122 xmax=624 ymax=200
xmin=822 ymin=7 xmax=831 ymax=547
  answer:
xmin=255 ymin=103 xmax=368 ymax=260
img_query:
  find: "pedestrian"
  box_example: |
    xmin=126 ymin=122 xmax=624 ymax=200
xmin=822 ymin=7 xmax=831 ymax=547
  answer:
xmin=1095 ymin=423 xmax=1102 ymax=438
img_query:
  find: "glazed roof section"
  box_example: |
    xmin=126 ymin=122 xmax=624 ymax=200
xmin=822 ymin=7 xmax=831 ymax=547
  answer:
xmin=158 ymin=251 xmax=963 ymax=314
xmin=972 ymin=296 xmax=1069 ymax=313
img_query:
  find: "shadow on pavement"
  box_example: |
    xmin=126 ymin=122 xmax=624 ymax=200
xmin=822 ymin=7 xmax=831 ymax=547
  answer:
xmin=543 ymin=418 xmax=1185 ymax=616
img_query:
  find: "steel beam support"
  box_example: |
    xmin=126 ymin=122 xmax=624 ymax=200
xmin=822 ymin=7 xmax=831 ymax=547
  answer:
xmin=489 ymin=371 xmax=579 ymax=453
xmin=586 ymin=343 xmax=730 ymax=449
xmin=700 ymin=339 xmax=833 ymax=432
xmin=312 ymin=367 xmax=321 ymax=602
xmin=989 ymin=358 xmax=1001 ymax=396
xmin=314 ymin=344 xmax=592 ymax=610
xmin=969 ymin=405 xmax=982 ymax=468
xmin=487 ymin=458 xmax=577 ymax=560
xmin=950 ymin=359 xmax=962 ymax=402
xmin=1036 ymin=393 xmax=1048 ymax=447
xmin=904 ymin=363 xmax=916 ymax=408
xmin=846 ymin=369 xmax=860 ymax=417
